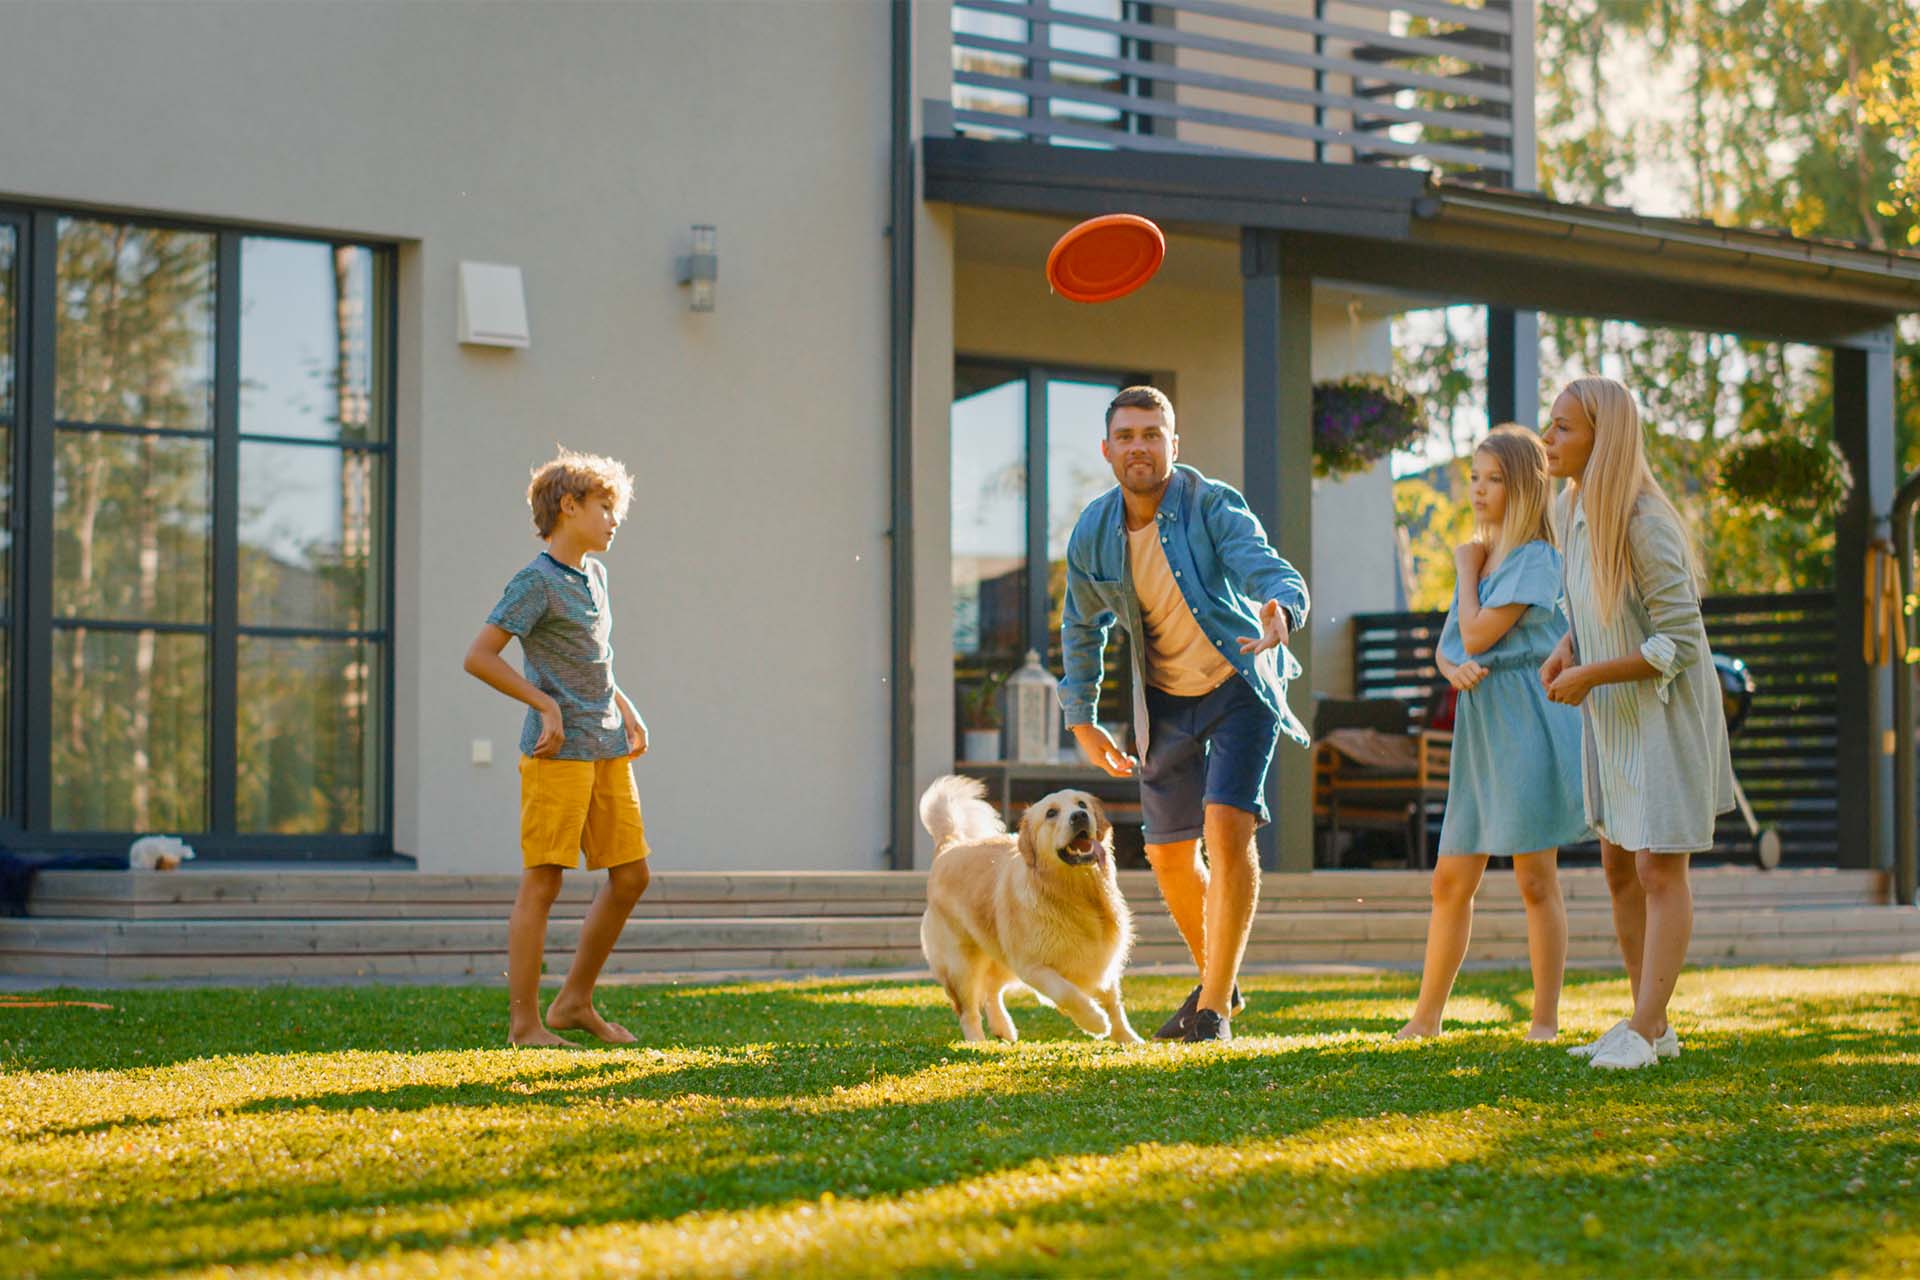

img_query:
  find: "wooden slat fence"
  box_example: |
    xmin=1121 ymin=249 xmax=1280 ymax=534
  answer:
xmin=1350 ymin=591 xmax=1839 ymax=862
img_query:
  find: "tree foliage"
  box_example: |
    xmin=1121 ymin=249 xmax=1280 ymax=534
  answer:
xmin=1396 ymin=1 xmax=1920 ymax=608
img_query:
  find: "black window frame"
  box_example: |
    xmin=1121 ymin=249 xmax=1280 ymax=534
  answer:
xmin=1 ymin=202 xmax=398 ymax=859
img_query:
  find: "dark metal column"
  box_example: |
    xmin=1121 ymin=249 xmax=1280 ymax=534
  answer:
xmin=1025 ymin=369 xmax=1051 ymax=658
xmin=210 ymin=233 xmax=240 ymax=835
xmin=1832 ymin=334 xmax=1896 ymax=873
xmin=888 ymin=0 xmax=917 ymax=870
xmin=22 ymin=216 xmax=55 ymax=831
xmin=1487 ymin=306 xmax=1539 ymax=428
xmin=1241 ymin=228 xmax=1313 ymax=873
xmin=1893 ymin=466 xmax=1920 ymax=906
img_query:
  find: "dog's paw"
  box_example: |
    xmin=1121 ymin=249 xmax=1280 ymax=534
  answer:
xmin=1073 ymin=1009 xmax=1113 ymax=1038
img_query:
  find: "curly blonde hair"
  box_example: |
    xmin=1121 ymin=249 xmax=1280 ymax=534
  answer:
xmin=526 ymin=447 xmax=634 ymax=539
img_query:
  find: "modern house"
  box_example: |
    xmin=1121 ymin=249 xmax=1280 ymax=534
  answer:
xmin=0 ymin=0 xmax=1913 ymax=895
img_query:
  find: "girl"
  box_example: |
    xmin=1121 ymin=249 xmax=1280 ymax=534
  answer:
xmin=1397 ymin=425 xmax=1588 ymax=1042
xmin=1541 ymin=376 xmax=1736 ymax=1071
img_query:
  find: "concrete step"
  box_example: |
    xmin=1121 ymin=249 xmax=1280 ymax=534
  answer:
xmin=24 ymin=866 xmax=1887 ymax=919
xmin=6 ymin=902 xmax=1917 ymax=981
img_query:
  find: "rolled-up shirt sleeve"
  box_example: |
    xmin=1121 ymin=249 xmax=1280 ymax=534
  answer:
xmin=1629 ymin=511 xmax=1700 ymax=703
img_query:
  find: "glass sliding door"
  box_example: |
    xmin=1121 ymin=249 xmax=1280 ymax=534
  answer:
xmin=50 ymin=218 xmax=215 ymax=831
xmin=951 ymin=361 xmax=1137 ymax=759
xmin=233 ymin=236 xmax=388 ymax=835
xmin=0 ymin=204 xmax=394 ymax=855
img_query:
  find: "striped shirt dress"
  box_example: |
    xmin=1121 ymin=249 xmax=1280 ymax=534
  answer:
xmin=1559 ymin=494 xmax=1737 ymax=853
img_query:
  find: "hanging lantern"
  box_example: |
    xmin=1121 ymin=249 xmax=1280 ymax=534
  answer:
xmin=1004 ymin=649 xmax=1061 ymax=764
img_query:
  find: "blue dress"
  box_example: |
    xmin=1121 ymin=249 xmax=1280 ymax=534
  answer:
xmin=1435 ymin=540 xmax=1590 ymax=856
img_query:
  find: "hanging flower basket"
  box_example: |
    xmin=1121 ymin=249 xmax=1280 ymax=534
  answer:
xmin=1714 ymin=435 xmax=1855 ymax=519
xmin=1312 ymin=376 xmax=1428 ymax=479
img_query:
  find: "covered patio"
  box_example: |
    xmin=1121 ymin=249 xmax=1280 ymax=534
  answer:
xmin=922 ymin=137 xmax=1920 ymax=890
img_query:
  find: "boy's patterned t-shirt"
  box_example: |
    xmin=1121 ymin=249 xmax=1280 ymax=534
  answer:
xmin=485 ymin=552 xmax=629 ymax=761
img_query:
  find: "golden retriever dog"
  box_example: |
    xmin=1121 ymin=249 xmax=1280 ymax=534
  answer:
xmin=918 ymin=775 xmax=1141 ymax=1044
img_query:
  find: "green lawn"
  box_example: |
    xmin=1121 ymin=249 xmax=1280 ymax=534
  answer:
xmin=3 ymin=965 xmax=1917 ymax=1279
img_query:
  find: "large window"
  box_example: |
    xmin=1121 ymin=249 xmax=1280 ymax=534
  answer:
xmin=951 ymin=361 xmax=1140 ymax=758
xmin=1 ymin=208 xmax=393 ymax=853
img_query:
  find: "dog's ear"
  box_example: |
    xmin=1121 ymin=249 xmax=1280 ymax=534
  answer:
xmin=1088 ymin=795 xmax=1113 ymax=844
xmin=1015 ymin=806 xmax=1040 ymax=869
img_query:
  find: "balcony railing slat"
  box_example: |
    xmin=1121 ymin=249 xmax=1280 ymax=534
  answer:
xmin=949 ymin=0 xmax=1519 ymax=178
xmin=955 ymin=30 xmax=1514 ymax=136
xmin=959 ymin=0 xmax=1516 ymax=104
xmin=1166 ymin=0 xmax=1512 ymax=70
xmin=1329 ymin=0 xmax=1515 ymax=36
xmin=950 ymin=108 xmax=1245 ymax=156
xmin=954 ymin=69 xmax=1515 ymax=167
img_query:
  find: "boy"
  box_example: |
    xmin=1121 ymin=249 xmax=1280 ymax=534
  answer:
xmin=464 ymin=448 xmax=652 ymax=1046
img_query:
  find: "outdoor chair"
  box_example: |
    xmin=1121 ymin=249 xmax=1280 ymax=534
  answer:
xmin=1312 ymin=696 xmax=1451 ymax=869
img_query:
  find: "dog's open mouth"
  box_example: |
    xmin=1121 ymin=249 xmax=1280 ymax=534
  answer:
xmin=1059 ymin=834 xmax=1105 ymax=866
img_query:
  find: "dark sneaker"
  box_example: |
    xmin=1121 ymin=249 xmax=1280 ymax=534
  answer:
xmin=1184 ymin=1008 xmax=1232 ymax=1042
xmin=1154 ymin=983 xmax=1245 ymax=1040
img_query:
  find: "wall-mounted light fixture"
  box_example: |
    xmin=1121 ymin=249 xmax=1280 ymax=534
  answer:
xmin=676 ymin=225 xmax=717 ymax=312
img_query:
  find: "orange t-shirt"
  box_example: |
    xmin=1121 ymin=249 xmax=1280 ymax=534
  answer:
xmin=1127 ymin=519 xmax=1235 ymax=696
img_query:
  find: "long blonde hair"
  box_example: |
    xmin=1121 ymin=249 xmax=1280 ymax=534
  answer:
xmin=1555 ymin=376 xmax=1700 ymax=621
xmin=1473 ymin=423 xmax=1555 ymax=565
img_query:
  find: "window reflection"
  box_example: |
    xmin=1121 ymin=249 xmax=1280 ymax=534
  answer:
xmin=55 ymin=219 xmax=214 ymax=431
xmin=51 ymin=628 xmax=206 ymax=831
xmin=1 ymin=226 xmax=15 ymax=420
xmin=240 ymin=239 xmax=381 ymax=442
xmin=53 ymin=430 xmax=210 ymax=624
xmin=237 ymin=636 xmax=377 ymax=833
xmin=952 ymin=368 xmax=1027 ymax=756
xmin=1046 ymin=379 xmax=1122 ymax=647
xmin=239 ymin=442 xmax=379 ymax=630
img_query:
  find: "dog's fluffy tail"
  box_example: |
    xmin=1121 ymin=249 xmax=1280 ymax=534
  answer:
xmin=918 ymin=774 xmax=1005 ymax=848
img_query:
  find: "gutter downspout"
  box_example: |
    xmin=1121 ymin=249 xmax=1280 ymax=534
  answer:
xmin=888 ymin=0 xmax=917 ymax=870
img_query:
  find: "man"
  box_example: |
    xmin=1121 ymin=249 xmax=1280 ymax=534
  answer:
xmin=1058 ymin=386 xmax=1310 ymax=1042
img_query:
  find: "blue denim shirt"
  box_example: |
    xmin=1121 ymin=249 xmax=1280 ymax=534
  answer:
xmin=1059 ymin=464 xmax=1311 ymax=755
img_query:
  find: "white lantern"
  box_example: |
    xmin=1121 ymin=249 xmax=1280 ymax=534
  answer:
xmin=1004 ymin=649 xmax=1061 ymax=764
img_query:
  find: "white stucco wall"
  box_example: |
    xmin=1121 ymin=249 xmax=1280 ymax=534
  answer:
xmin=0 ymin=0 xmax=898 ymax=871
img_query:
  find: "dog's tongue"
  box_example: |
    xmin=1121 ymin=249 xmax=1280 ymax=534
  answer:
xmin=1092 ymin=839 xmax=1108 ymax=865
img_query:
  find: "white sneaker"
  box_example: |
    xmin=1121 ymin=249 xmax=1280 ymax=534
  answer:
xmin=1590 ymin=1028 xmax=1659 ymax=1070
xmin=1567 ymin=1019 xmax=1630 ymax=1059
xmin=1653 ymin=1025 xmax=1679 ymax=1059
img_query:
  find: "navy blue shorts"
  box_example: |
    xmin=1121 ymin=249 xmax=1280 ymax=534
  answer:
xmin=1139 ymin=676 xmax=1281 ymax=843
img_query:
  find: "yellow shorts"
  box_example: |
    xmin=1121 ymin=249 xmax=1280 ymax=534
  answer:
xmin=518 ymin=755 xmax=651 ymax=870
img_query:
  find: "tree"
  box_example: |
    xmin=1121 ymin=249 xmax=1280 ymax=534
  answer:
xmin=1397 ymin=1 xmax=1920 ymax=602
xmin=1855 ymin=18 xmax=1920 ymax=234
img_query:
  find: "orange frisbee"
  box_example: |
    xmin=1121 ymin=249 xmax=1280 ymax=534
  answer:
xmin=1046 ymin=214 xmax=1165 ymax=303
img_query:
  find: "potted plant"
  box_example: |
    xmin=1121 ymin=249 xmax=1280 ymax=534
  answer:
xmin=1715 ymin=434 xmax=1855 ymax=519
xmin=1312 ymin=375 xmax=1428 ymax=479
xmin=958 ymin=670 xmax=1007 ymax=762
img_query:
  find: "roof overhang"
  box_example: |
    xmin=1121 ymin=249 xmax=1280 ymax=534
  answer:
xmin=923 ymin=138 xmax=1919 ymax=348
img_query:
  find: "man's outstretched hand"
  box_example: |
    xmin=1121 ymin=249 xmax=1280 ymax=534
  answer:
xmin=1237 ymin=598 xmax=1292 ymax=655
xmin=1072 ymin=723 xmax=1138 ymax=778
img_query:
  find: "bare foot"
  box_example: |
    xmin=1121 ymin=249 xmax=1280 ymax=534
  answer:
xmin=546 ymin=996 xmax=638 ymax=1044
xmin=1525 ymin=1024 xmax=1559 ymax=1042
xmin=509 ymin=1024 xmax=574 ymax=1048
xmin=1394 ymin=1019 xmax=1441 ymax=1040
